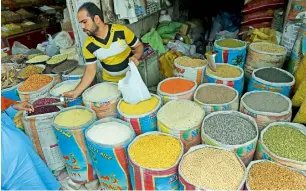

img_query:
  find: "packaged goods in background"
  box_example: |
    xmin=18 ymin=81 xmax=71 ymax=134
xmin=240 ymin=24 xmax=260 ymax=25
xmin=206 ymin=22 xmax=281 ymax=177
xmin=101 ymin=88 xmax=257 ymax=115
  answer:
xmin=194 ymin=84 xmax=239 ymax=114
xmin=242 ymin=0 xmax=284 ymax=14
xmin=128 ymin=132 xmax=183 ymax=190
xmin=240 ymin=91 xmax=292 ymax=132
xmin=83 ymin=82 xmax=121 ymax=119
xmin=23 ymin=97 xmax=65 ymax=173
xmin=53 ymin=106 xmax=97 ymax=183
xmin=214 ymin=39 xmax=247 ymax=68
xmin=179 ymin=145 xmax=246 ymax=190
xmin=118 ymin=94 xmax=162 ymax=135
xmin=256 ymin=122 xmax=306 ymax=172
xmin=281 ymin=20 xmax=301 ymax=58
xmin=205 ymin=64 xmax=245 ymax=96
xmin=158 ymin=100 xmax=204 ymax=152
xmin=247 ymin=67 xmax=295 ymax=96
xmin=173 ymin=56 xmax=207 ymax=84
xmin=246 ymin=160 xmax=306 ymax=190
xmin=86 ymin=118 xmax=135 ymax=190
xmin=157 ymin=77 xmax=197 ymax=103
xmin=201 ymin=111 xmax=258 ymax=165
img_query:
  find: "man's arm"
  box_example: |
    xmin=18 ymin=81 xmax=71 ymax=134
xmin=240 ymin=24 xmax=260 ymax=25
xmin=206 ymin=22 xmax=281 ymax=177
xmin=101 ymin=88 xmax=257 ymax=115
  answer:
xmin=63 ymin=63 xmax=97 ymax=99
xmin=130 ymin=41 xmax=144 ymax=66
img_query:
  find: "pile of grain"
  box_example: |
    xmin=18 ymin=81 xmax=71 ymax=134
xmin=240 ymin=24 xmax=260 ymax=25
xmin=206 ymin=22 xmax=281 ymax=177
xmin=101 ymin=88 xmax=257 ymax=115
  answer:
xmin=83 ymin=83 xmax=120 ymax=102
xmin=157 ymin=100 xmax=204 ymax=129
xmin=176 ymin=57 xmax=207 ymax=68
xmin=207 ymin=65 xmax=241 ymax=78
xmin=251 ymin=43 xmax=286 ymax=54
xmin=196 ymin=85 xmax=236 ymax=104
xmin=54 ymin=108 xmax=93 ymax=127
xmin=19 ymin=74 xmax=52 ymax=92
xmin=180 ymin=147 xmax=245 ymax=190
xmin=254 ymin=68 xmax=293 ymax=83
xmin=51 ymin=81 xmax=79 ymax=97
xmin=129 ymin=134 xmax=182 ymax=169
xmin=119 ymin=96 xmax=159 ymax=115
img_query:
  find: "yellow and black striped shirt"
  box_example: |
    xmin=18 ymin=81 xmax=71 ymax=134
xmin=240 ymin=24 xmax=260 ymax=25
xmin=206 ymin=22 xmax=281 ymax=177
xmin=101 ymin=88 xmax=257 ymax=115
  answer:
xmin=83 ymin=24 xmax=139 ymax=82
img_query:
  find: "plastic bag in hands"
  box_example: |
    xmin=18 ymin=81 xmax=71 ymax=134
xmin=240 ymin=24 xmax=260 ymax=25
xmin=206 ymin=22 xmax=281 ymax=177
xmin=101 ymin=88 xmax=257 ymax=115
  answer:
xmin=118 ymin=61 xmax=151 ymax=104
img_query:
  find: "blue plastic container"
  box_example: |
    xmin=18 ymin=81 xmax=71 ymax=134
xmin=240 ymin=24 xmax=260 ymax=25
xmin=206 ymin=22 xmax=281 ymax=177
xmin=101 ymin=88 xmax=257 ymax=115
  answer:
xmin=52 ymin=106 xmax=97 ymax=184
xmin=214 ymin=39 xmax=247 ymax=68
xmin=85 ymin=118 xmax=135 ymax=190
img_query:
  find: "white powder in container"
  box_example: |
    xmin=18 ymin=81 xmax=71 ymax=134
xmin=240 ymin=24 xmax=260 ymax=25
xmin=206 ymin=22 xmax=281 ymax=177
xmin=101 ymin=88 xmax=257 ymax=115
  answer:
xmin=87 ymin=122 xmax=133 ymax=145
xmin=83 ymin=83 xmax=120 ymax=102
xmin=51 ymin=81 xmax=80 ymax=96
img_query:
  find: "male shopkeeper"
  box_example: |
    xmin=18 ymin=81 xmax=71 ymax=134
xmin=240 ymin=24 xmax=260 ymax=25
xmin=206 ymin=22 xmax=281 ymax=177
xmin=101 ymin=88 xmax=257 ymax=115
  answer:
xmin=64 ymin=2 xmax=144 ymax=99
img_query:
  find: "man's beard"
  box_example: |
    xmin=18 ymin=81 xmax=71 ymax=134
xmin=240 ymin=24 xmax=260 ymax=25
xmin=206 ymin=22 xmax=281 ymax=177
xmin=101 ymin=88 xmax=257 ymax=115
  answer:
xmin=84 ymin=23 xmax=99 ymax=36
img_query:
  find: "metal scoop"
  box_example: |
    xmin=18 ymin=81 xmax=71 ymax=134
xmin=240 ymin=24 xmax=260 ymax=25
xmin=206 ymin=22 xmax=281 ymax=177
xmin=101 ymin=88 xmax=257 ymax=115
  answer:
xmin=205 ymin=50 xmax=218 ymax=72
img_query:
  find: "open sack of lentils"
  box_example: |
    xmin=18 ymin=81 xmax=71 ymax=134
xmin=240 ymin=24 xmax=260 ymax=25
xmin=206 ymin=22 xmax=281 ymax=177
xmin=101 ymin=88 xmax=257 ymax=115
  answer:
xmin=2 ymin=32 xmax=306 ymax=191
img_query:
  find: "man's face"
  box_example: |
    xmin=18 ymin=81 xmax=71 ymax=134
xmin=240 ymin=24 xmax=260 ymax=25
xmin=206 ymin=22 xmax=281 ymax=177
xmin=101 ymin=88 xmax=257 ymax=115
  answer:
xmin=78 ymin=10 xmax=99 ymax=36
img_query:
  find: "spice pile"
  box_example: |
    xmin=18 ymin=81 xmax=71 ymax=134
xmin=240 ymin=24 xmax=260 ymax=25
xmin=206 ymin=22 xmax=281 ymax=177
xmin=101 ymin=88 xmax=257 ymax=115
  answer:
xmin=52 ymin=60 xmax=78 ymax=74
xmin=203 ymin=113 xmax=256 ymax=145
xmin=207 ymin=65 xmax=241 ymax=78
xmin=19 ymin=74 xmax=52 ymax=92
xmin=252 ymin=43 xmax=286 ymax=53
xmin=263 ymin=125 xmax=306 ymax=162
xmin=129 ymin=134 xmax=182 ymax=168
xmin=176 ymin=57 xmax=207 ymax=68
xmin=160 ymin=78 xmax=195 ymax=94
xmin=180 ymin=147 xmax=245 ymax=190
xmin=196 ymin=85 xmax=236 ymax=104
xmin=28 ymin=98 xmax=60 ymax=116
xmin=54 ymin=108 xmax=93 ymax=127
xmin=17 ymin=65 xmax=44 ymax=79
xmin=46 ymin=54 xmax=68 ymax=65
xmin=87 ymin=122 xmax=132 ymax=145
xmin=243 ymin=92 xmax=289 ymax=113
xmin=157 ymin=100 xmax=204 ymax=129
xmin=254 ymin=68 xmax=293 ymax=83
xmin=120 ymin=96 xmax=159 ymax=115
xmin=216 ymin=39 xmax=244 ymax=48
xmin=247 ymin=161 xmax=306 ymax=190
xmin=1 ymin=69 xmax=20 ymax=88
xmin=83 ymin=83 xmax=120 ymax=102
xmin=26 ymin=55 xmax=50 ymax=64
xmin=69 ymin=66 xmax=85 ymax=75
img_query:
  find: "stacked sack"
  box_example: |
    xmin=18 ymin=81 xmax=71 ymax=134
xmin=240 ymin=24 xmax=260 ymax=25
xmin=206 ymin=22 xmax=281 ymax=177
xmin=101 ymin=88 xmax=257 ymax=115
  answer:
xmin=239 ymin=0 xmax=285 ymax=38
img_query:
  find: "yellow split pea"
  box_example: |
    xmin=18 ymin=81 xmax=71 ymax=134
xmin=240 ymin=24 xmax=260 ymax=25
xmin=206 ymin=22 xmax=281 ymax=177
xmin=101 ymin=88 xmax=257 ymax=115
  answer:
xmin=119 ymin=96 xmax=159 ymax=115
xmin=129 ymin=134 xmax=182 ymax=169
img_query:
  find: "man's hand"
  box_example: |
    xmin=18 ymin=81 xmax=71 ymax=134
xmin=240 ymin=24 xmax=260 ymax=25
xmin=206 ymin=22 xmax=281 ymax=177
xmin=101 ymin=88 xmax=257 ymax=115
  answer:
xmin=129 ymin=56 xmax=140 ymax=66
xmin=13 ymin=102 xmax=34 ymax=113
xmin=62 ymin=89 xmax=82 ymax=99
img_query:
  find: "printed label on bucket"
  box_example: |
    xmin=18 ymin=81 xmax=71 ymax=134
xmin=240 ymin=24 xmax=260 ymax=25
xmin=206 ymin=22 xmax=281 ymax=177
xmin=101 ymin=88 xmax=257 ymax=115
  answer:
xmin=54 ymin=126 xmax=96 ymax=183
xmin=87 ymin=142 xmax=132 ymax=190
xmin=118 ymin=112 xmax=158 ymax=135
xmin=87 ymin=99 xmax=119 ymax=119
xmin=129 ymin=160 xmax=180 ymax=190
xmin=248 ymin=78 xmax=292 ymax=96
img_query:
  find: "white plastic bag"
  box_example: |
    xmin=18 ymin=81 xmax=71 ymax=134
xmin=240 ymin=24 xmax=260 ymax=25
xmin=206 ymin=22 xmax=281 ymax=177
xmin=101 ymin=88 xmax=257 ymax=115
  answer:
xmin=54 ymin=31 xmax=73 ymax=49
xmin=12 ymin=42 xmax=29 ymax=55
xmin=118 ymin=62 xmax=151 ymax=104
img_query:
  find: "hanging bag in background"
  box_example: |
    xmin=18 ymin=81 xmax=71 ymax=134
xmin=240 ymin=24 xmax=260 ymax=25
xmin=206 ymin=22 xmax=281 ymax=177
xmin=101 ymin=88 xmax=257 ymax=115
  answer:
xmin=118 ymin=62 xmax=151 ymax=104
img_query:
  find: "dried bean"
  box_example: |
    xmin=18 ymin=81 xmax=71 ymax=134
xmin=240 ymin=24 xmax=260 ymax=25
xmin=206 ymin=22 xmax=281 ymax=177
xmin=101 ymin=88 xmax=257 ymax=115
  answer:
xmin=19 ymin=74 xmax=52 ymax=92
xmin=204 ymin=113 xmax=256 ymax=145
xmin=180 ymin=147 xmax=245 ymax=190
xmin=255 ymin=68 xmax=293 ymax=83
xmin=17 ymin=65 xmax=44 ymax=79
xmin=196 ymin=85 xmax=236 ymax=104
xmin=263 ymin=125 xmax=306 ymax=162
xmin=252 ymin=43 xmax=286 ymax=53
xmin=28 ymin=98 xmax=61 ymax=116
xmin=243 ymin=91 xmax=289 ymax=113
xmin=52 ymin=60 xmax=78 ymax=73
xmin=248 ymin=161 xmax=306 ymax=190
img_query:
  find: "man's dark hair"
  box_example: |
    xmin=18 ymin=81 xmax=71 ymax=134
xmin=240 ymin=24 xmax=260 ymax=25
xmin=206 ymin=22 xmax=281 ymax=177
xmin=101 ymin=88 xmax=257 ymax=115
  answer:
xmin=78 ymin=2 xmax=103 ymax=21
